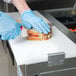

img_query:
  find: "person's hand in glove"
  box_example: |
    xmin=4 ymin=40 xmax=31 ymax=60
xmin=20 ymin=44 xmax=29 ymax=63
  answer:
xmin=21 ymin=10 xmax=50 ymax=34
xmin=12 ymin=0 xmax=50 ymax=34
xmin=0 ymin=11 xmax=21 ymax=40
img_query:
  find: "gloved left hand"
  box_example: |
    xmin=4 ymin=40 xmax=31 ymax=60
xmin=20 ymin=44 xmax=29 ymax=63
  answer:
xmin=21 ymin=10 xmax=50 ymax=34
xmin=0 ymin=11 xmax=21 ymax=40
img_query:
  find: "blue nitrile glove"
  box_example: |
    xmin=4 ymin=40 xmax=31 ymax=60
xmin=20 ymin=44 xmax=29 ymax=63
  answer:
xmin=21 ymin=10 xmax=50 ymax=34
xmin=0 ymin=11 xmax=21 ymax=40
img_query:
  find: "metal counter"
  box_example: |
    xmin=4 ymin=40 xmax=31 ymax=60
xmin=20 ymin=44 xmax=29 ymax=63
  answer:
xmin=21 ymin=57 xmax=76 ymax=76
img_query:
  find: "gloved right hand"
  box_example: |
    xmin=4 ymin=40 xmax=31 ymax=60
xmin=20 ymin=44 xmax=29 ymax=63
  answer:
xmin=21 ymin=10 xmax=50 ymax=34
xmin=0 ymin=11 xmax=21 ymax=40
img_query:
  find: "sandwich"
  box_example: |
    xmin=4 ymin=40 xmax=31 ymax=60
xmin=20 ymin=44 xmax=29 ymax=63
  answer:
xmin=27 ymin=25 xmax=52 ymax=40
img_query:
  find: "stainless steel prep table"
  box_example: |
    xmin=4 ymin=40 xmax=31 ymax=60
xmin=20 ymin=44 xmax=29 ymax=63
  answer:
xmin=7 ymin=11 xmax=76 ymax=76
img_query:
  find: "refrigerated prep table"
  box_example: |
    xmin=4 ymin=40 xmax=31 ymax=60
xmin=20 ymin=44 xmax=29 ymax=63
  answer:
xmin=5 ymin=0 xmax=76 ymax=76
xmin=7 ymin=11 xmax=76 ymax=76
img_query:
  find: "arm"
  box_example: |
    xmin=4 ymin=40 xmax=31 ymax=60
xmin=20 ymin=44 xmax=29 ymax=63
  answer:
xmin=12 ymin=0 xmax=30 ymax=14
xmin=3 ymin=0 xmax=30 ymax=14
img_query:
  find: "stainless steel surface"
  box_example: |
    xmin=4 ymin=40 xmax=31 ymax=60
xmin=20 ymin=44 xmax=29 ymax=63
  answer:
xmin=0 ymin=0 xmax=7 ymax=12
xmin=0 ymin=0 xmax=75 ymax=12
xmin=20 ymin=57 xmax=76 ymax=76
xmin=0 ymin=40 xmax=17 ymax=76
xmin=40 ymin=67 xmax=76 ymax=76
xmin=39 ymin=8 xmax=76 ymax=43
xmin=48 ymin=52 xmax=65 ymax=67
xmin=26 ymin=0 xmax=75 ymax=10
xmin=0 ymin=0 xmax=16 ymax=12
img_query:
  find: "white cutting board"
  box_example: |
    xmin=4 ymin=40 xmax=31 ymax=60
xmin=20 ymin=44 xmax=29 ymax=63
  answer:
xmin=8 ymin=26 xmax=76 ymax=65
